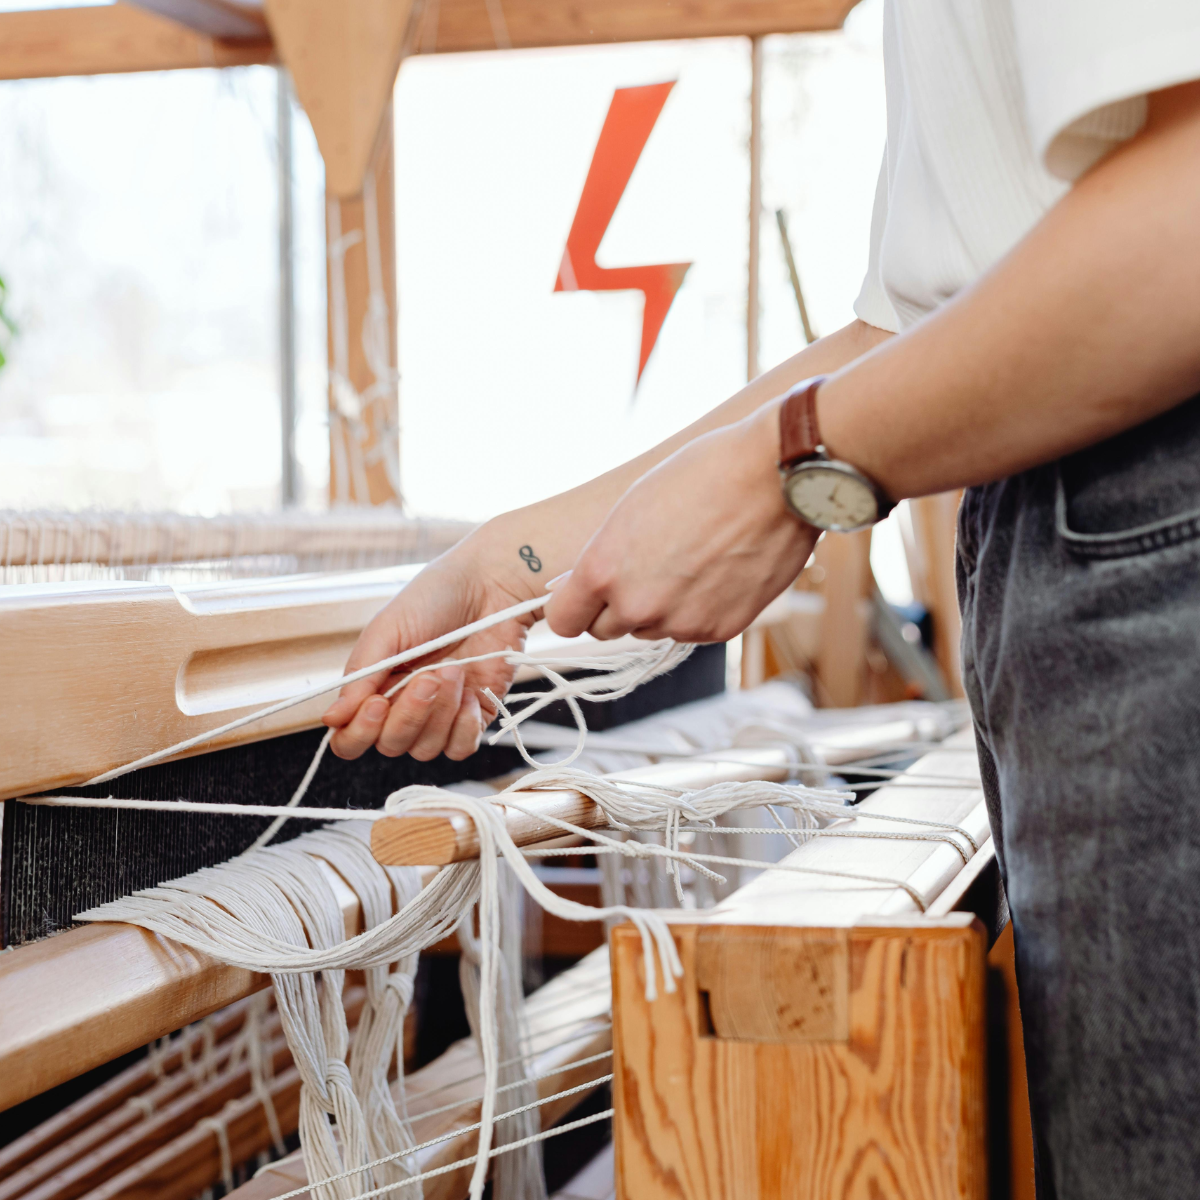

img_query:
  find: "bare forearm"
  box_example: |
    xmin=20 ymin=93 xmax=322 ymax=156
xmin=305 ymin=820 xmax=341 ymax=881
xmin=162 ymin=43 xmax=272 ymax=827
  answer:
xmin=821 ymin=81 xmax=1200 ymax=499
xmin=485 ymin=318 xmax=892 ymax=591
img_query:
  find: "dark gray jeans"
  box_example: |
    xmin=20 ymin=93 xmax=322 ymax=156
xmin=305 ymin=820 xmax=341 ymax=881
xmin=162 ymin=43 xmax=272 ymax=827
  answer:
xmin=958 ymin=395 xmax=1200 ymax=1199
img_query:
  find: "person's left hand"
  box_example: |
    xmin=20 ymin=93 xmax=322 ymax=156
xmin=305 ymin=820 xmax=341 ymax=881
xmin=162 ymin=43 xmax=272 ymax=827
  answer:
xmin=547 ymin=398 xmax=819 ymax=643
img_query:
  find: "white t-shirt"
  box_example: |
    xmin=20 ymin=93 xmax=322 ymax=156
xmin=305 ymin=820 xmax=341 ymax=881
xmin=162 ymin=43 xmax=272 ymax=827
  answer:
xmin=854 ymin=0 xmax=1200 ymax=333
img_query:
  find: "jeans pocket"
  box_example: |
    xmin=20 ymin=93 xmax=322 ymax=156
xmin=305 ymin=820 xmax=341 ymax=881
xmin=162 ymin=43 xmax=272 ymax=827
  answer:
xmin=1055 ymin=465 xmax=1200 ymax=560
xmin=1054 ymin=394 xmax=1200 ymax=560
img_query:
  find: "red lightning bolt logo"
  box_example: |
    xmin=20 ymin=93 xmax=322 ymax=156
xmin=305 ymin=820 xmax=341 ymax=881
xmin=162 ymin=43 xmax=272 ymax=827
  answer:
xmin=555 ymin=81 xmax=692 ymax=384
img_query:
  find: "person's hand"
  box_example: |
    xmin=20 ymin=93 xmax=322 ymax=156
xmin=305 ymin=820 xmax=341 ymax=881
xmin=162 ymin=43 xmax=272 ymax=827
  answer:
xmin=546 ymin=399 xmax=818 ymax=643
xmin=321 ymin=532 xmax=542 ymax=762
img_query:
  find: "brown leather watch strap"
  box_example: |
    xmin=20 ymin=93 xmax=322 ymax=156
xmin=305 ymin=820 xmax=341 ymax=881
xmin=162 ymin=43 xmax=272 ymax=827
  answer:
xmin=777 ymin=375 xmax=826 ymax=467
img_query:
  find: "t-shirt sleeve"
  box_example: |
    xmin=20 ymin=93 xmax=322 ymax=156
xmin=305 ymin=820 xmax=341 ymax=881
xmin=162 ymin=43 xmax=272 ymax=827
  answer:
xmin=853 ymin=152 xmax=901 ymax=335
xmin=1012 ymin=0 xmax=1200 ymax=181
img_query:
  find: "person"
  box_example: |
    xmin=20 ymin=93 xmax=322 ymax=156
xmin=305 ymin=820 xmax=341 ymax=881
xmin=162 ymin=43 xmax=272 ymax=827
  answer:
xmin=324 ymin=3 xmax=1200 ymax=1195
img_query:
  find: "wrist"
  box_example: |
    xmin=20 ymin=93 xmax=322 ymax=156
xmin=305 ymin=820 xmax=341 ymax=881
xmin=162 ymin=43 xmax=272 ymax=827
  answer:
xmin=751 ymin=395 xmax=786 ymax=464
xmin=475 ymin=506 xmax=583 ymax=604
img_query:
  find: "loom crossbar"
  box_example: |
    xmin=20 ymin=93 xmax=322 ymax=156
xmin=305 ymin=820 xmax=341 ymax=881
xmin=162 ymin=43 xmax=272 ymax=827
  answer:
xmin=369 ymin=747 xmax=795 ymax=866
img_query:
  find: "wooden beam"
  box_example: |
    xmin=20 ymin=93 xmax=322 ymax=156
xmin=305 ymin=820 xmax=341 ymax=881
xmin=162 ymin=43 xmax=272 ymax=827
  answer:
xmin=419 ymin=0 xmax=861 ymax=53
xmin=0 ymin=863 xmax=358 ymax=1113
xmin=0 ymin=0 xmax=860 ymax=84
xmin=904 ymin=492 xmax=965 ymax=697
xmin=0 ymin=4 xmax=271 ymax=82
xmin=264 ymin=0 xmax=415 ymax=198
xmin=812 ymin=530 xmax=874 ymax=707
xmin=370 ymin=747 xmax=794 ymax=866
xmin=128 ymin=0 xmax=270 ymax=41
xmin=325 ymin=106 xmax=402 ymax=504
xmin=0 ymin=511 xmax=472 ymax=570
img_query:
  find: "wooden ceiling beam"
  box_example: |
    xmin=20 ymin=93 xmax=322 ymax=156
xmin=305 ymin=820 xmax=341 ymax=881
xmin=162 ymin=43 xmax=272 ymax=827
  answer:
xmin=128 ymin=0 xmax=270 ymax=42
xmin=0 ymin=3 xmax=271 ymax=82
xmin=419 ymin=0 xmax=860 ymax=53
xmin=0 ymin=0 xmax=859 ymax=84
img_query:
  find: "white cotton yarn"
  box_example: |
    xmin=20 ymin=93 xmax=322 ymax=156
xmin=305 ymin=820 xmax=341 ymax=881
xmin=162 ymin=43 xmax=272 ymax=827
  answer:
xmin=457 ymin=863 xmax=547 ymax=1200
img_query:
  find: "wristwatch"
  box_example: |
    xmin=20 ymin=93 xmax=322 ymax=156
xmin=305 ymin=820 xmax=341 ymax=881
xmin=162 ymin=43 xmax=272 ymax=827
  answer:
xmin=777 ymin=376 xmax=894 ymax=532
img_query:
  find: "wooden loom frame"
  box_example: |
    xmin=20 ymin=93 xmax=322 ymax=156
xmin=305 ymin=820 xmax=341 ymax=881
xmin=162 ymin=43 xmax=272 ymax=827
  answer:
xmin=1 ymin=4 xmax=1005 ymax=1192
xmin=0 ymin=562 xmax=1031 ymax=1196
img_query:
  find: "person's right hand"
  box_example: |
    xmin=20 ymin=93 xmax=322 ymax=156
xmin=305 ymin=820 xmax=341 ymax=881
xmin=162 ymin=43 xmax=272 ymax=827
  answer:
xmin=321 ymin=533 xmax=544 ymax=762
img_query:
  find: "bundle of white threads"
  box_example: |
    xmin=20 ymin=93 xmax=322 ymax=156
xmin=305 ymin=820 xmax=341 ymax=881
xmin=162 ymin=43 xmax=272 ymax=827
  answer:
xmin=299 ymin=825 xmax=424 ymax=1193
xmin=457 ymin=862 xmax=547 ymax=1200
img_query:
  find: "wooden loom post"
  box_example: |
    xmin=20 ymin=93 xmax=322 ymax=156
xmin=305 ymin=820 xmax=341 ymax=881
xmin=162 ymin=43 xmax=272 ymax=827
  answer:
xmin=905 ymin=492 xmax=964 ymax=696
xmin=812 ymin=529 xmax=873 ymax=706
xmin=263 ymin=0 xmax=415 ymax=507
xmin=325 ymin=107 xmax=401 ymax=506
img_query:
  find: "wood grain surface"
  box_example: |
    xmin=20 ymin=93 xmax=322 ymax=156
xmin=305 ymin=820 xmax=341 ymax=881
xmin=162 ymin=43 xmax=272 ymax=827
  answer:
xmin=0 ymin=0 xmax=861 ymax=84
xmin=612 ymin=919 xmax=987 ymax=1200
xmin=421 ymin=0 xmax=860 ymax=51
xmin=0 ymin=4 xmax=271 ymax=81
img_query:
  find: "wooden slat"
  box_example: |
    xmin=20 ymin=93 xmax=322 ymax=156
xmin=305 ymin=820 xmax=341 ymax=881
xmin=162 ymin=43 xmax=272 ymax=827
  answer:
xmin=0 ymin=1006 xmax=280 ymax=1196
xmin=0 ymin=562 xmax=654 ymax=801
xmin=421 ymin=0 xmax=860 ymax=52
xmin=904 ymin=492 xmax=965 ymax=697
xmin=370 ymin=746 xmax=794 ymax=866
xmin=0 ymin=995 xmax=257 ymax=1181
xmin=0 ymin=4 xmax=271 ymax=82
xmin=13 ymin=1036 xmax=294 ymax=1200
xmin=0 ymin=511 xmax=472 ymax=570
xmin=0 ymin=566 xmax=421 ymax=800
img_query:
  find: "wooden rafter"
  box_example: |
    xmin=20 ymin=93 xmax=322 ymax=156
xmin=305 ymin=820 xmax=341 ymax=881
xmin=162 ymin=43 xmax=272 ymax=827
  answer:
xmin=418 ymin=0 xmax=859 ymax=54
xmin=0 ymin=0 xmax=859 ymax=84
xmin=129 ymin=0 xmax=269 ymax=41
xmin=0 ymin=4 xmax=271 ymax=82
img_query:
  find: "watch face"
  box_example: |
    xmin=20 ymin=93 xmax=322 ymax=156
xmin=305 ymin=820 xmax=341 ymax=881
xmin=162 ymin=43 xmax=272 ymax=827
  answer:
xmin=784 ymin=463 xmax=879 ymax=531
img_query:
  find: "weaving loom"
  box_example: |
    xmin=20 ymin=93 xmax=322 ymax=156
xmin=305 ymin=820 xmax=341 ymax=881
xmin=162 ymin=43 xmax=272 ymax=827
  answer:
xmin=0 ymin=1 xmax=1010 ymax=1191
xmin=0 ymin=512 xmax=1001 ymax=1200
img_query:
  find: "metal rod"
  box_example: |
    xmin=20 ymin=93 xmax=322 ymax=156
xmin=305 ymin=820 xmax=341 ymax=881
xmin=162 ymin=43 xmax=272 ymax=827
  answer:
xmin=775 ymin=207 xmax=816 ymax=345
xmin=277 ymin=66 xmax=299 ymax=507
xmin=747 ymin=35 xmax=763 ymax=381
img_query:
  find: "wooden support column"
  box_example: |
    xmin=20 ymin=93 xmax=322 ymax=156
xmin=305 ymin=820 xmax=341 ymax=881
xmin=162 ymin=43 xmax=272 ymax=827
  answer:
xmin=264 ymin=0 xmax=416 ymax=507
xmin=812 ymin=529 xmax=873 ymax=707
xmin=325 ymin=107 xmax=401 ymax=506
xmin=746 ymin=35 xmax=763 ymax=382
xmin=905 ymin=492 xmax=964 ymax=696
